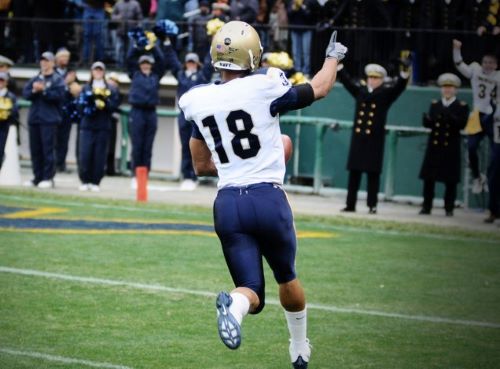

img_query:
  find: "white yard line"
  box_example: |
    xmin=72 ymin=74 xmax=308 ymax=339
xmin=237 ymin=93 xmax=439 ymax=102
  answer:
xmin=0 ymin=194 xmax=497 ymax=244
xmin=0 ymin=348 xmax=133 ymax=369
xmin=1 ymin=266 xmax=499 ymax=329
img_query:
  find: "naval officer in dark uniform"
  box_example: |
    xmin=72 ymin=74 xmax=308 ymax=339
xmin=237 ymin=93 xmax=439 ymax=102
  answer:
xmin=419 ymin=73 xmax=469 ymax=216
xmin=339 ymin=62 xmax=409 ymax=214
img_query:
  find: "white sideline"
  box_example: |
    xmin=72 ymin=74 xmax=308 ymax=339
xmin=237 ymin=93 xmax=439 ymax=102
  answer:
xmin=0 ymin=348 xmax=133 ymax=369
xmin=1 ymin=266 xmax=499 ymax=329
xmin=0 ymin=194 xmax=497 ymax=244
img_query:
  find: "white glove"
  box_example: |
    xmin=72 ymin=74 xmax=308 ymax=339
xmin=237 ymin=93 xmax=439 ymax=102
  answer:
xmin=325 ymin=31 xmax=348 ymax=61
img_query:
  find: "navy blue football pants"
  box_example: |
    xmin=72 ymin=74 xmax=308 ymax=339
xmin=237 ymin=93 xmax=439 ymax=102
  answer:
xmin=214 ymin=183 xmax=297 ymax=314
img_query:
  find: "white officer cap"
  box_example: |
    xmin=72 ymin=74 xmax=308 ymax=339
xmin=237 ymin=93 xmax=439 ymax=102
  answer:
xmin=91 ymin=61 xmax=106 ymax=70
xmin=138 ymin=55 xmax=155 ymax=64
xmin=185 ymin=52 xmax=199 ymax=64
xmin=0 ymin=55 xmax=14 ymax=67
xmin=364 ymin=63 xmax=387 ymax=78
xmin=437 ymin=73 xmax=461 ymax=88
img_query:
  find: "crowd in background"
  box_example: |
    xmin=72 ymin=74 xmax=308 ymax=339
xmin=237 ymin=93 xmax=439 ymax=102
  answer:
xmin=0 ymin=0 xmax=499 ymax=84
xmin=0 ymin=0 xmax=498 ymax=222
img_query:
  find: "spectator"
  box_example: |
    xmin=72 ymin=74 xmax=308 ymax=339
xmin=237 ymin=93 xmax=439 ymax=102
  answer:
xmin=155 ymin=0 xmax=187 ymax=21
xmin=77 ymin=61 xmax=120 ymax=191
xmin=137 ymin=0 xmax=153 ymax=18
xmin=32 ymin=0 xmax=67 ymax=56
xmin=453 ymin=39 xmax=499 ymax=194
xmin=433 ymin=0 xmax=462 ymax=79
xmin=82 ymin=0 xmax=106 ymax=64
xmin=0 ymin=55 xmax=17 ymax=96
xmin=255 ymin=0 xmax=270 ymax=49
xmin=126 ymin=37 xmax=166 ymax=187
xmin=212 ymin=0 xmax=230 ymax=21
xmin=10 ymin=0 xmax=35 ymax=64
xmin=54 ymin=48 xmax=77 ymax=172
xmin=485 ymin=103 xmax=500 ymax=223
xmin=111 ymin=0 xmax=143 ymax=66
xmin=419 ymin=73 xmax=469 ymax=216
xmin=230 ymin=0 xmax=259 ymax=23
xmin=287 ymin=0 xmax=317 ymax=77
xmin=22 ymin=52 xmax=66 ymax=189
xmin=105 ymin=72 xmax=123 ymax=175
xmin=268 ymin=0 xmax=288 ymax=52
xmin=0 ymin=72 xmax=19 ymax=171
xmin=338 ymin=61 xmax=409 ymax=214
xmin=189 ymin=0 xmax=212 ymax=59
xmin=0 ymin=0 xmax=11 ymax=55
xmin=163 ymin=38 xmax=213 ymax=190
xmin=477 ymin=0 xmax=499 ymax=36
xmin=461 ymin=0 xmax=491 ymax=59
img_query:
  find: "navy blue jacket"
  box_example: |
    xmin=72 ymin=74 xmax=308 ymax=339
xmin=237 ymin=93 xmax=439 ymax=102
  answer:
xmin=127 ymin=44 xmax=166 ymax=108
xmin=79 ymin=83 xmax=120 ymax=131
xmin=163 ymin=44 xmax=213 ymax=99
xmin=23 ymin=73 xmax=65 ymax=125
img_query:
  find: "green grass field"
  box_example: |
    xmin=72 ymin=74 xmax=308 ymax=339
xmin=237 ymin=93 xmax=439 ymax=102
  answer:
xmin=0 ymin=189 xmax=499 ymax=369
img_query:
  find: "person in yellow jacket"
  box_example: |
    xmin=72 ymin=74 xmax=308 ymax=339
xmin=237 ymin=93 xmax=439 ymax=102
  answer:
xmin=0 ymin=72 xmax=18 ymax=170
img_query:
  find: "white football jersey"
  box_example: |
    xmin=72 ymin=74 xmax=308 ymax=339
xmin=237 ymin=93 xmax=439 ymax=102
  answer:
xmin=179 ymin=67 xmax=292 ymax=188
xmin=457 ymin=62 xmax=499 ymax=114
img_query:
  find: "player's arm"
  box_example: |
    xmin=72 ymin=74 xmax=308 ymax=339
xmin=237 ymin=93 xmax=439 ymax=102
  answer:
xmin=270 ymin=32 xmax=347 ymax=116
xmin=310 ymin=31 xmax=347 ymax=99
xmin=452 ymin=39 xmax=473 ymax=79
xmin=190 ymin=137 xmax=217 ymax=176
xmin=188 ymin=121 xmax=217 ymax=176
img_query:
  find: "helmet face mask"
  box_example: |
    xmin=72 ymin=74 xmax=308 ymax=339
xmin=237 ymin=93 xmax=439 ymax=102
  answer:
xmin=210 ymin=21 xmax=263 ymax=72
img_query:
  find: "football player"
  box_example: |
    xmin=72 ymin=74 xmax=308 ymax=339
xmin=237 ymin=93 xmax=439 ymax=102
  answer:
xmin=179 ymin=21 xmax=347 ymax=368
xmin=453 ymin=39 xmax=499 ymax=196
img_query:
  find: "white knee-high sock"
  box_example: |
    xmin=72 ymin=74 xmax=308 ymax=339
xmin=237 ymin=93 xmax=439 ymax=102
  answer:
xmin=284 ymin=308 xmax=307 ymax=345
xmin=229 ymin=292 xmax=250 ymax=325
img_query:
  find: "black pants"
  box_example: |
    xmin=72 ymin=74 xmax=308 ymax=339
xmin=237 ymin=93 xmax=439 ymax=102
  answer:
xmin=106 ymin=116 xmax=118 ymax=175
xmin=178 ymin=112 xmax=196 ymax=181
xmin=487 ymin=143 xmax=500 ymax=216
xmin=422 ymin=180 xmax=457 ymax=213
xmin=346 ymin=170 xmax=380 ymax=210
xmin=29 ymin=124 xmax=57 ymax=184
xmin=56 ymin=118 xmax=73 ymax=171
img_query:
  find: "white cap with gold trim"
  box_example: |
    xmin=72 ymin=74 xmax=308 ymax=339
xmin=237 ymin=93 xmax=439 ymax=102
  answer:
xmin=364 ymin=63 xmax=387 ymax=78
xmin=437 ymin=73 xmax=461 ymax=87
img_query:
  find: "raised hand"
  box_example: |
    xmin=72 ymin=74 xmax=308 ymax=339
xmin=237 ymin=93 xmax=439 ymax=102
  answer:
xmin=325 ymin=31 xmax=348 ymax=61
